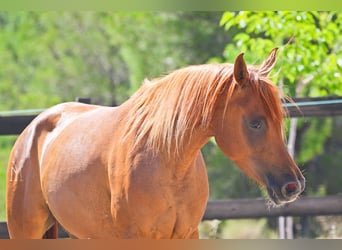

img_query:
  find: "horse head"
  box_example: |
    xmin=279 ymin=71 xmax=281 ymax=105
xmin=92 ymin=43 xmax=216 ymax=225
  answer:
xmin=213 ymin=49 xmax=305 ymax=205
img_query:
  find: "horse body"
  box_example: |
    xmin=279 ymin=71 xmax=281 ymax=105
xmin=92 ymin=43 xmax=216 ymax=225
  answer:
xmin=6 ymin=49 xmax=305 ymax=239
xmin=7 ymin=101 xmax=209 ymax=238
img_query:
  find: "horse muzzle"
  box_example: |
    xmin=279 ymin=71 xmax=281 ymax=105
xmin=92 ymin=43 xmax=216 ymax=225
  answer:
xmin=266 ymin=174 xmax=305 ymax=205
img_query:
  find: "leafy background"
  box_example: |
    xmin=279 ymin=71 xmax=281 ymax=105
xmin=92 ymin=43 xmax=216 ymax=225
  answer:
xmin=0 ymin=11 xmax=341 ymax=238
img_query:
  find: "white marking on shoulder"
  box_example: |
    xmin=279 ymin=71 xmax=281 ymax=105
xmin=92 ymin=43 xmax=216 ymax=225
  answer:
xmin=9 ymin=160 xmax=23 ymax=182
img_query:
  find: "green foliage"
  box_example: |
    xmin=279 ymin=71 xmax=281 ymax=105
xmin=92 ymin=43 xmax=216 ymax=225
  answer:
xmin=0 ymin=12 xmax=133 ymax=107
xmin=220 ymin=11 xmax=342 ymax=97
xmin=303 ymin=117 xmax=342 ymax=196
xmin=199 ymin=219 xmax=277 ymax=239
xmin=0 ymin=12 xmax=228 ymax=108
xmin=296 ymin=118 xmax=332 ymax=164
xmin=202 ymin=140 xmax=262 ymax=199
xmin=99 ymin=12 xmax=228 ymax=96
xmin=0 ymin=136 xmax=16 ymax=220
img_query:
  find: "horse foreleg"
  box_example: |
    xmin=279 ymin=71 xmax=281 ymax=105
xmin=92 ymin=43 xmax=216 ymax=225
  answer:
xmin=6 ymin=158 xmax=56 ymax=239
xmin=189 ymin=229 xmax=200 ymax=239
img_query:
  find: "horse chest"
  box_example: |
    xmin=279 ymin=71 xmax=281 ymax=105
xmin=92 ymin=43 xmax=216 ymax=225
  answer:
xmin=114 ymin=162 xmax=209 ymax=238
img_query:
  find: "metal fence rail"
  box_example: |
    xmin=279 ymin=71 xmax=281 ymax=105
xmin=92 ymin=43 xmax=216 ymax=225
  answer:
xmin=203 ymin=195 xmax=342 ymax=220
xmin=285 ymin=96 xmax=342 ymax=117
xmin=1 ymin=97 xmax=342 ymax=135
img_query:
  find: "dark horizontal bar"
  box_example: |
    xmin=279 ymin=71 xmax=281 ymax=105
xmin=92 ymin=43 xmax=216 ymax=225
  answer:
xmin=203 ymin=195 xmax=342 ymax=220
xmin=1 ymin=97 xmax=341 ymax=135
xmin=284 ymin=96 xmax=342 ymax=117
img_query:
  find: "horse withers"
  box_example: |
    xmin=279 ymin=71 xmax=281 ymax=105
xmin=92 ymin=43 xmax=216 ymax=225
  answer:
xmin=6 ymin=48 xmax=305 ymax=239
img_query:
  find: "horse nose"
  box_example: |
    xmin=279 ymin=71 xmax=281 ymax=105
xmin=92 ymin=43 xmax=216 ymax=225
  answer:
xmin=281 ymin=181 xmax=301 ymax=199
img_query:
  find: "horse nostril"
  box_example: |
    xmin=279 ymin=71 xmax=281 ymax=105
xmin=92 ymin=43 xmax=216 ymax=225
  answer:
xmin=281 ymin=182 xmax=299 ymax=198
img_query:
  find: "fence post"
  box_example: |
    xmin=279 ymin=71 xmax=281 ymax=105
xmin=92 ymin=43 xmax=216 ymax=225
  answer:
xmin=75 ymin=97 xmax=91 ymax=104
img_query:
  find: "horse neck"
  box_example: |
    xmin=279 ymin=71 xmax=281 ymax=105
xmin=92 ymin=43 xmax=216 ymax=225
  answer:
xmin=120 ymin=96 xmax=213 ymax=178
xmin=162 ymin=127 xmax=211 ymax=178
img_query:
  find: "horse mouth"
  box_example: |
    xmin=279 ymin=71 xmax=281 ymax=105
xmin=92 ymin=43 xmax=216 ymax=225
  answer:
xmin=266 ymin=183 xmax=302 ymax=206
xmin=264 ymin=172 xmax=305 ymax=206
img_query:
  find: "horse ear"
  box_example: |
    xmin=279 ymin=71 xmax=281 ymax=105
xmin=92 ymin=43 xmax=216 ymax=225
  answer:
xmin=259 ymin=47 xmax=278 ymax=77
xmin=233 ymin=52 xmax=249 ymax=86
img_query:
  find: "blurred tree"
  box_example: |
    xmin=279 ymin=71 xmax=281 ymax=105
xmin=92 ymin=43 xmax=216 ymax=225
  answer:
xmin=220 ymin=11 xmax=341 ymax=97
xmin=99 ymin=12 xmax=230 ymax=98
xmin=0 ymin=12 xmax=229 ymax=108
xmin=0 ymin=12 xmax=130 ymax=107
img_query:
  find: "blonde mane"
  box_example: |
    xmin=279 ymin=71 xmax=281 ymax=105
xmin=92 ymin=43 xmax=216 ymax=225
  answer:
xmin=123 ymin=62 xmax=284 ymax=155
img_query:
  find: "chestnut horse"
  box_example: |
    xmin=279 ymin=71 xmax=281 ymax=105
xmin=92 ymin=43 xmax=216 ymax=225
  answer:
xmin=6 ymin=48 xmax=305 ymax=239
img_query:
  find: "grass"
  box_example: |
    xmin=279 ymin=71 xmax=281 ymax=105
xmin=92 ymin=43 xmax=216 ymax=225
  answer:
xmin=0 ymin=165 xmax=6 ymax=221
xmin=199 ymin=219 xmax=278 ymax=239
xmin=0 ymin=136 xmax=17 ymax=221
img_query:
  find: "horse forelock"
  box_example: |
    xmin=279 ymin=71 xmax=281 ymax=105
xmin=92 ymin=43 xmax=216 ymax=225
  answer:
xmin=248 ymin=68 xmax=285 ymax=133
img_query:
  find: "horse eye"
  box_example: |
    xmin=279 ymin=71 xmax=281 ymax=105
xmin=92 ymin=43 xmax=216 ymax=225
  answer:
xmin=250 ymin=120 xmax=262 ymax=129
